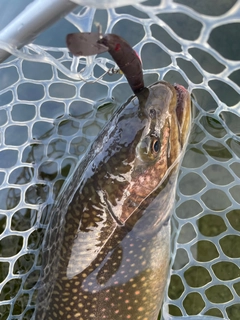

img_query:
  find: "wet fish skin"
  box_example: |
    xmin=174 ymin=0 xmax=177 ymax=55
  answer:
xmin=35 ymin=80 xmax=192 ymax=320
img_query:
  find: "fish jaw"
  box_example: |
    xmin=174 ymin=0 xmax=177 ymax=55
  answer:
xmin=174 ymin=83 xmax=192 ymax=147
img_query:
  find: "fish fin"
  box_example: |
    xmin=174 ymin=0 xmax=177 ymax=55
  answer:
xmin=66 ymin=217 xmax=118 ymax=279
xmin=96 ymin=244 xmax=123 ymax=285
xmin=66 ymin=33 xmax=108 ymax=56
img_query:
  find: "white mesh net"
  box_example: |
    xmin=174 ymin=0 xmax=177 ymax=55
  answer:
xmin=0 ymin=0 xmax=239 ymax=319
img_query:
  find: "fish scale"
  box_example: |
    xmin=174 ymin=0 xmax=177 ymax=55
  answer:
xmin=35 ymin=81 xmax=192 ymax=319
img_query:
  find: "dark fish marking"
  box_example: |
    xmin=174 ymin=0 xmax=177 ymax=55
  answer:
xmin=102 ymin=190 xmax=125 ymax=227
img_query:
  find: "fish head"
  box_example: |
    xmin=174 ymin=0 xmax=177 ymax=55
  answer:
xmin=135 ymin=81 xmax=192 ymax=169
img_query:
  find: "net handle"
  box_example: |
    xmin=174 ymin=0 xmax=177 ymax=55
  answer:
xmin=0 ymin=0 xmax=78 ymax=63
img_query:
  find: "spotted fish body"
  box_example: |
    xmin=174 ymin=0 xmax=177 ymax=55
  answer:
xmin=36 ymin=81 xmax=192 ymax=319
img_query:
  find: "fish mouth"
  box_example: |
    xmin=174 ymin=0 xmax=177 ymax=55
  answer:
xmin=173 ymin=83 xmax=192 ymax=147
xmin=155 ymin=81 xmax=191 ymax=129
xmin=174 ymin=84 xmax=190 ymax=127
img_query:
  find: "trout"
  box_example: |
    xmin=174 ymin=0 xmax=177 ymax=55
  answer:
xmin=35 ymin=80 xmax=192 ymax=320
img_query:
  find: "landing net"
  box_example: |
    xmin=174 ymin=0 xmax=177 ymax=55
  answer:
xmin=0 ymin=0 xmax=239 ymax=319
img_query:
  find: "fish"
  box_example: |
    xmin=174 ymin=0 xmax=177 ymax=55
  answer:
xmin=35 ymin=79 xmax=192 ymax=319
xmin=66 ymin=32 xmax=144 ymax=93
xmin=35 ymin=33 xmax=192 ymax=319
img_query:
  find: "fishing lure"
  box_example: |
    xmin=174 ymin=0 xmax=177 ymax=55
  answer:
xmin=66 ymin=32 xmax=144 ymax=93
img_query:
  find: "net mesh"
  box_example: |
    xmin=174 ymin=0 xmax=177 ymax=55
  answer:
xmin=0 ymin=0 xmax=239 ymax=319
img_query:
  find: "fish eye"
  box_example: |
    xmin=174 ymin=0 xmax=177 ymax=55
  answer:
xmin=136 ymin=135 xmax=160 ymax=162
xmin=152 ymin=138 xmax=160 ymax=153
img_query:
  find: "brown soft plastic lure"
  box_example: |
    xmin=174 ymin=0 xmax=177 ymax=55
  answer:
xmin=66 ymin=32 xmax=144 ymax=93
